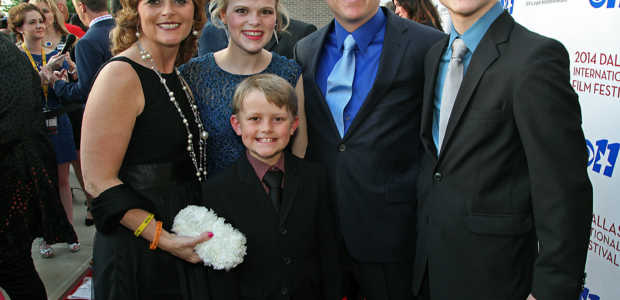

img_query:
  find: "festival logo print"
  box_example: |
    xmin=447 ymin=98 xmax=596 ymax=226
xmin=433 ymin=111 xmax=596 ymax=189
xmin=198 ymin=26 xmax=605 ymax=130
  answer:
xmin=586 ymin=138 xmax=618 ymax=178
xmin=590 ymin=0 xmax=619 ymax=8
xmin=502 ymin=0 xmax=515 ymax=13
xmin=581 ymin=287 xmax=601 ymax=300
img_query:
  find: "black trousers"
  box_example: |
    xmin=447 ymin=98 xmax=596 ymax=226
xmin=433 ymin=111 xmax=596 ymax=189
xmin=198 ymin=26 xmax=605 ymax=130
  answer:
xmin=342 ymin=249 xmax=414 ymax=300
xmin=416 ymin=267 xmax=431 ymax=300
xmin=0 ymin=246 xmax=47 ymax=300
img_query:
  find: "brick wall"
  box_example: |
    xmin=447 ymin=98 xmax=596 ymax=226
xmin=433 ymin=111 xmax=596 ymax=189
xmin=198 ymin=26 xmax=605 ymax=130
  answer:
xmin=281 ymin=0 xmax=333 ymax=29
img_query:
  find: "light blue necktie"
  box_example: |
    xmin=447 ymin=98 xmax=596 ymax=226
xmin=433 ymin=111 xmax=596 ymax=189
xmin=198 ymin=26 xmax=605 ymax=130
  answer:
xmin=326 ymin=34 xmax=356 ymax=137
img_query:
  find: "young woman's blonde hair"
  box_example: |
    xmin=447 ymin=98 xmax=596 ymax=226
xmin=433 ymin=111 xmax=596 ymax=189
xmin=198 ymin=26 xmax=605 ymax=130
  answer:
xmin=210 ymin=0 xmax=290 ymax=34
xmin=111 ymin=0 xmax=207 ymax=66
xmin=29 ymin=0 xmax=70 ymax=36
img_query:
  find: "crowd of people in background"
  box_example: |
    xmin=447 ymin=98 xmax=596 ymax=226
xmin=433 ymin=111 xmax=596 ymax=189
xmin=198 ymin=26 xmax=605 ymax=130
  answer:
xmin=1 ymin=0 xmax=593 ymax=299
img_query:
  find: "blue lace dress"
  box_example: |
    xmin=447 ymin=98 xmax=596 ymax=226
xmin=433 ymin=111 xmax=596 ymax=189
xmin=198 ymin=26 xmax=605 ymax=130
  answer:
xmin=180 ymin=52 xmax=301 ymax=176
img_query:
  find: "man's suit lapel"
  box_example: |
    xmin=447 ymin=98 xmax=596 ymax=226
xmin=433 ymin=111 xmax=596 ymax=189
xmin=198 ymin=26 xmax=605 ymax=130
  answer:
xmin=305 ymin=25 xmax=342 ymax=137
xmin=345 ymin=9 xmax=406 ymax=140
xmin=421 ymin=37 xmax=449 ymax=160
xmin=279 ymin=152 xmax=300 ymax=226
xmin=439 ymin=12 xmax=513 ymax=156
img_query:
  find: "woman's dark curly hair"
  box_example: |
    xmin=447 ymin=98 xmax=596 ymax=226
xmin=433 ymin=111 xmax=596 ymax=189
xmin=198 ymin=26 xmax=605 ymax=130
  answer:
xmin=111 ymin=0 xmax=206 ymax=66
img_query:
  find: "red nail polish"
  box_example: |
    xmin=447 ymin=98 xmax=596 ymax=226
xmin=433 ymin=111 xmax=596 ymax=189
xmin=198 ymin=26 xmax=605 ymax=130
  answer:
xmin=207 ymin=232 xmax=214 ymax=238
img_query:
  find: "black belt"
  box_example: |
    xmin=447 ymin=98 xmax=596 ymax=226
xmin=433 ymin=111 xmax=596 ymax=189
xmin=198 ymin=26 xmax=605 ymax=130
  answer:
xmin=119 ymin=161 xmax=195 ymax=191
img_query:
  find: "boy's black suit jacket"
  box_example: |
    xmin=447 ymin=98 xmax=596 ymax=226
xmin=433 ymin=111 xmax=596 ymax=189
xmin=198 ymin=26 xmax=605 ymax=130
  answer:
xmin=203 ymin=152 xmax=341 ymax=300
xmin=413 ymin=12 xmax=592 ymax=300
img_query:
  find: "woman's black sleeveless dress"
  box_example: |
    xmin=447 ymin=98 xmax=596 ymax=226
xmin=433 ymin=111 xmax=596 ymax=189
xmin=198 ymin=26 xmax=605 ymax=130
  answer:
xmin=92 ymin=57 xmax=210 ymax=299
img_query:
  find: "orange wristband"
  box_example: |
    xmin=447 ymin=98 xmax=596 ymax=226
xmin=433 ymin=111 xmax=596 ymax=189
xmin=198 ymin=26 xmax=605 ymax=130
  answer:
xmin=149 ymin=221 xmax=163 ymax=250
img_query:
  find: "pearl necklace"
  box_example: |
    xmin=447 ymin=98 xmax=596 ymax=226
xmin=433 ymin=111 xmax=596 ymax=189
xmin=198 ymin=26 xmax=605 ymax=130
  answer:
xmin=137 ymin=41 xmax=209 ymax=181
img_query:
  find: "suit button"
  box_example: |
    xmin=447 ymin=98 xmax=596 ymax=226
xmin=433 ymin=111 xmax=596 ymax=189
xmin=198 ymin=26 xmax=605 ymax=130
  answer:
xmin=433 ymin=172 xmax=442 ymax=183
xmin=281 ymin=287 xmax=289 ymax=295
xmin=338 ymin=143 xmax=346 ymax=152
xmin=283 ymin=256 xmax=292 ymax=265
xmin=280 ymin=227 xmax=288 ymax=235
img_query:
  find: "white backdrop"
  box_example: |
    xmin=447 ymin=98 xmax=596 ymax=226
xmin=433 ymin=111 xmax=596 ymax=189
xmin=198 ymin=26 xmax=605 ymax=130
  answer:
xmin=434 ymin=0 xmax=620 ymax=299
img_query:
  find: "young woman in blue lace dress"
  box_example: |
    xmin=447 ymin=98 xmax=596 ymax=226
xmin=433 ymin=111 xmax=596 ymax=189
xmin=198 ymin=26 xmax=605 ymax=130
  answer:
xmin=180 ymin=0 xmax=307 ymax=176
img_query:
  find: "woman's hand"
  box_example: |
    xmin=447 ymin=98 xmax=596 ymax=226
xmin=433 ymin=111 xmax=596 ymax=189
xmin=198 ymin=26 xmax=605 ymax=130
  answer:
xmin=158 ymin=231 xmax=213 ymax=264
xmin=38 ymin=67 xmax=52 ymax=85
xmin=47 ymin=52 xmax=66 ymax=70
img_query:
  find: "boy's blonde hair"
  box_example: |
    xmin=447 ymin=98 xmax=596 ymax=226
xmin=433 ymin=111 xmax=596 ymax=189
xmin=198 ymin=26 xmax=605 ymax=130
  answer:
xmin=232 ymin=74 xmax=297 ymax=116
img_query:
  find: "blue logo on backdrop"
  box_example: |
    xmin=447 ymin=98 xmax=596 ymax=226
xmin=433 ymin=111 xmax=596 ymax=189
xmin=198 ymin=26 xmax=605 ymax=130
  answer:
xmin=590 ymin=0 xmax=618 ymax=8
xmin=586 ymin=138 xmax=619 ymax=178
xmin=502 ymin=0 xmax=514 ymax=13
xmin=580 ymin=287 xmax=601 ymax=300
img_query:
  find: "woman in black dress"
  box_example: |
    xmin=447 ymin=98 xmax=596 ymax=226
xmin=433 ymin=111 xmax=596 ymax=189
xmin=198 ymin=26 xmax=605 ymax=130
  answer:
xmin=7 ymin=2 xmax=80 ymax=258
xmin=0 ymin=33 xmax=77 ymax=300
xmin=82 ymin=0 xmax=214 ymax=298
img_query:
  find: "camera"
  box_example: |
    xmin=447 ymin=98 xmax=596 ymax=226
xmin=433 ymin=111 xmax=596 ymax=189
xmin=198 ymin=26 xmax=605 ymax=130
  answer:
xmin=42 ymin=107 xmax=58 ymax=135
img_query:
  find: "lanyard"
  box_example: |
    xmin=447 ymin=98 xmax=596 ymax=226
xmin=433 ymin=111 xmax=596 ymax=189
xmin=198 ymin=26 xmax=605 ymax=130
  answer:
xmin=22 ymin=42 xmax=48 ymax=102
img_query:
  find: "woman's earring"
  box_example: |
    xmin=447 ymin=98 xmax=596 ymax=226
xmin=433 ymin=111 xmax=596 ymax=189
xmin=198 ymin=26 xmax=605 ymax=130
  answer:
xmin=135 ymin=24 xmax=141 ymax=38
xmin=273 ymin=24 xmax=279 ymax=45
xmin=192 ymin=29 xmax=199 ymax=36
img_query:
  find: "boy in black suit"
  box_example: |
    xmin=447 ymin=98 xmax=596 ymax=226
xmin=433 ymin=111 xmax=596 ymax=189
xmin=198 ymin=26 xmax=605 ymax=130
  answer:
xmin=203 ymin=74 xmax=341 ymax=300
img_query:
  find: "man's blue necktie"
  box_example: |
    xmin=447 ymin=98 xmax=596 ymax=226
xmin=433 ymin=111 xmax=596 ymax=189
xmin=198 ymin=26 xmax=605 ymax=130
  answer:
xmin=326 ymin=34 xmax=357 ymax=137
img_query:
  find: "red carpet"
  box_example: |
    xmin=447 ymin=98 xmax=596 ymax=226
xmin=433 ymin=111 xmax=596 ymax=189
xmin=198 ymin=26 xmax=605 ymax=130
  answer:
xmin=59 ymin=272 xmax=352 ymax=300
xmin=62 ymin=268 xmax=92 ymax=300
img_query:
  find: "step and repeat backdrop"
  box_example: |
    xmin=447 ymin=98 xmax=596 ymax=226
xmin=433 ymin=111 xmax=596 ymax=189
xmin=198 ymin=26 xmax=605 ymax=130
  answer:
xmin=508 ymin=0 xmax=619 ymax=299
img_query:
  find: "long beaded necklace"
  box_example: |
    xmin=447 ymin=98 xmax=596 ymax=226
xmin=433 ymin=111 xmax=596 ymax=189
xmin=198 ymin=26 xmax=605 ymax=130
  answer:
xmin=137 ymin=41 xmax=209 ymax=181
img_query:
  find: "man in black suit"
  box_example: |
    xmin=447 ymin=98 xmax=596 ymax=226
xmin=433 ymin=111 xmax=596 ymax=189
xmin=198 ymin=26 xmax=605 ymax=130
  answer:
xmin=294 ymin=0 xmax=443 ymax=299
xmin=53 ymin=0 xmax=113 ymax=102
xmin=413 ymin=1 xmax=592 ymax=300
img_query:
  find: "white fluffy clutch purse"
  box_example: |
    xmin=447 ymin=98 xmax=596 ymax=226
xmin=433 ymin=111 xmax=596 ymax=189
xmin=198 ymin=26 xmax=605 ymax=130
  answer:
xmin=172 ymin=205 xmax=247 ymax=270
